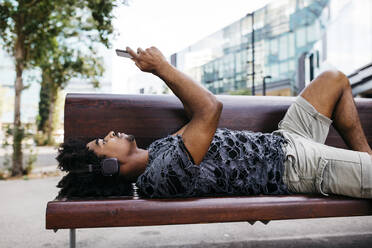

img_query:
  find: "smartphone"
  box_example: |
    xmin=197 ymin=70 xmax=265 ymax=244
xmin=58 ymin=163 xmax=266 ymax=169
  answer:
xmin=115 ymin=49 xmax=133 ymax=58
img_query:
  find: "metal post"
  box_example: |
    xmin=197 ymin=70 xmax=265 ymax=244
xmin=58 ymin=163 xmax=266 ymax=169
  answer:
xmin=70 ymin=229 xmax=76 ymax=248
xmin=263 ymin=76 xmax=272 ymax=96
xmin=251 ymin=12 xmax=255 ymax=96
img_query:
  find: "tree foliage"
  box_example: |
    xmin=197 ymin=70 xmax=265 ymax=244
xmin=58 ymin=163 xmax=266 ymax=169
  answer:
xmin=0 ymin=0 xmax=125 ymax=175
xmin=36 ymin=44 xmax=105 ymax=144
xmin=229 ymin=88 xmax=252 ymax=95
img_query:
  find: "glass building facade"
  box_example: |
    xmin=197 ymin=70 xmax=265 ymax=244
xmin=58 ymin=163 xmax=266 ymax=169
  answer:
xmin=171 ymin=0 xmax=330 ymax=95
xmin=304 ymin=0 xmax=372 ymax=86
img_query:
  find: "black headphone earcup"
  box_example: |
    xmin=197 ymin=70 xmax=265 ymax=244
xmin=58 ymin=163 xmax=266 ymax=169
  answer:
xmin=101 ymin=158 xmax=120 ymax=176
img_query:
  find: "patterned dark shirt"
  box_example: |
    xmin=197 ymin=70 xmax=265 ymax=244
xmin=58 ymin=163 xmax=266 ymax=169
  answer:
xmin=136 ymin=128 xmax=289 ymax=198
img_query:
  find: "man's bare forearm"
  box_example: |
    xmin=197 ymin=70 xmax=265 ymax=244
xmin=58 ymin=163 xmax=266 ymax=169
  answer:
xmin=125 ymin=46 xmax=220 ymax=118
xmin=155 ymin=62 xmax=219 ymax=118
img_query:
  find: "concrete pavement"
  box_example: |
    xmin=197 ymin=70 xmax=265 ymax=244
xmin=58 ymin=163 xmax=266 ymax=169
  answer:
xmin=0 ymin=176 xmax=372 ymax=248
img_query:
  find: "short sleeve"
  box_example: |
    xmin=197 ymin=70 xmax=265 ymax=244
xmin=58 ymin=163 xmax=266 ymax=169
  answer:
xmin=136 ymin=135 xmax=200 ymax=198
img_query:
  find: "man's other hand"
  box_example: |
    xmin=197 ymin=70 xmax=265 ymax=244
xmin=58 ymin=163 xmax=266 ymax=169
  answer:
xmin=126 ymin=46 xmax=168 ymax=74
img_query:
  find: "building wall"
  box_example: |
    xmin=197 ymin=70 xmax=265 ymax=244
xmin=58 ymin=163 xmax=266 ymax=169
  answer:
xmin=171 ymin=0 xmax=330 ymax=96
xmin=305 ymin=0 xmax=372 ymax=85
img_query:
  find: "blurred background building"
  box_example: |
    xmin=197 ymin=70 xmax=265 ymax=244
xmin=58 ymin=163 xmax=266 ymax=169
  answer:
xmin=171 ymin=0 xmax=372 ymax=97
xmin=0 ymin=49 xmax=113 ymax=125
xmin=0 ymin=49 xmax=40 ymax=124
xmin=120 ymin=72 xmax=166 ymax=95
xmin=171 ymin=0 xmax=329 ymax=96
xmin=303 ymin=0 xmax=372 ymax=97
xmin=1 ymin=0 xmax=372 ymax=127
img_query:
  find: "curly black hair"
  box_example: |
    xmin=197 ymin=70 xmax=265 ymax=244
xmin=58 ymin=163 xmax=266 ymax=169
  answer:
xmin=56 ymin=138 xmax=133 ymax=199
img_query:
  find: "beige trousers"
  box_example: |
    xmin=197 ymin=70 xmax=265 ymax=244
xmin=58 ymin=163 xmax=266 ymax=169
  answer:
xmin=274 ymin=96 xmax=372 ymax=198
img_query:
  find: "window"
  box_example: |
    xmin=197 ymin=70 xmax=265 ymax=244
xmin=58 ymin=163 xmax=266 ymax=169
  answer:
xmin=279 ymin=61 xmax=288 ymax=74
xmin=307 ymin=22 xmax=319 ymax=43
xmin=253 ymin=10 xmax=265 ymax=30
xmin=288 ymin=32 xmax=295 ymax=57
xmin=264 ymin=40 xmax=270 ymax=54
xmin=296 ymin=26 xmax=306 ymax=48
xmin=265 ymin=65 xmax=271 ymax=76
xmin=279 ymin=35 xmax=288 ymax=60
xmin=235 ymin=52 xmax=241 ymax=73
xmin=241 ymin=16 xmax=252 ymax=35
xmin=271 ymin=64 xmax=279 ymax=78
xmin=270 ymin=38 xmax=278 ymax=55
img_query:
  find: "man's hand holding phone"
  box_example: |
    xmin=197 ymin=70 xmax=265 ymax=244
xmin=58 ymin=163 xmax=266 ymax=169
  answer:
xmin=115 ymin=49 xmax=133 ymax=58
xmin=117 ymin=46 xmax=169 ymax=75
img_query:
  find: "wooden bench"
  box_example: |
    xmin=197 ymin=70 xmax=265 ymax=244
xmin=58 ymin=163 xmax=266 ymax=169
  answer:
xmin=46 ymin=93 xmax=372 ymax=247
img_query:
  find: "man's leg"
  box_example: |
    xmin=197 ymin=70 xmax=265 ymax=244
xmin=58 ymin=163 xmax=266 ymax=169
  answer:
xmin=300 ymin=70 xmax=372 ymax=155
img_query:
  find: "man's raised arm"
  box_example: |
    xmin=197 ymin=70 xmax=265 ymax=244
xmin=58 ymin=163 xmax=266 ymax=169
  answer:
xmin=126 ymin=46 xmax=223 ymax=165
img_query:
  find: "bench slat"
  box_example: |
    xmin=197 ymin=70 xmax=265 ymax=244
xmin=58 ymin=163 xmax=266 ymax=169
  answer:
xmin=46 ymin=195 xmax=372 ymax=229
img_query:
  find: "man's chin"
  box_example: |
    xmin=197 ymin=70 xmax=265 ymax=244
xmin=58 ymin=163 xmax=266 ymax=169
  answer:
xmin=126 ymin=134 xmax=135 ymax=142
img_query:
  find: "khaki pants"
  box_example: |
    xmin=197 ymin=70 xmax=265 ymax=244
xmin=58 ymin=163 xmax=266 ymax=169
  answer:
xmin=274 ymin=96 xmax=372 ymax=198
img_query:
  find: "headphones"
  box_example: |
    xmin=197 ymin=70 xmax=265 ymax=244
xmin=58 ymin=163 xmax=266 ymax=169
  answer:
xmin=70 ymin=158 xmax=120 ymax=176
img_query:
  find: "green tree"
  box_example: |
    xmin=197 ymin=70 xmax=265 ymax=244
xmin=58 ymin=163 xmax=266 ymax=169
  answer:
xmin=229 ymin=88 xmax=252 ymax=95
xmin=0 ymin=0 xmax=125 ymax=176
xmin=37 ymin=45 xmax=104 ymax=145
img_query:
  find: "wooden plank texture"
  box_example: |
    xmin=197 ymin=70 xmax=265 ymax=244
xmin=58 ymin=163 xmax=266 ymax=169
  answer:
xmin=63 ymin=94 xmax=372 ymax=149
xmin=46 ymin=195 xmax=372 ymax=229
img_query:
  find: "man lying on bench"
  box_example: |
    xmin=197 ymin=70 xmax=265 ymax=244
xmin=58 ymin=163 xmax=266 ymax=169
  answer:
xmin=56 ymin=46 xmax=372 ymax=199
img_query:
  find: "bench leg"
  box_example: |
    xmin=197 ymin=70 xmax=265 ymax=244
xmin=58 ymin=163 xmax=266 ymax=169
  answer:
xmin=247 ymin=220 xmax=271 ymax=225
xmin=70 ymin=229 xmax=76 ymax=248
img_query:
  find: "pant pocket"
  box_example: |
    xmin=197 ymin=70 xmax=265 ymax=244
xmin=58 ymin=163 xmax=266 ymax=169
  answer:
xmin=287 ymin=156 xmax=325 ymax=194
xmin=315 ymin=158 xmax=329 ymax=196
xmin=285 ymin=155 xmax=300 ymax=183
xmin=326 ymin=158 xmax=363 ymax=198
xmin=360 ymin=152 xmax=372 ymax=198
xmin=283 ymin=155 xmax=303 ymax=193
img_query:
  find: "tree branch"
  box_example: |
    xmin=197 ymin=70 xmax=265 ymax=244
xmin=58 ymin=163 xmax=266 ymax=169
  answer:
xmin=25 ymin=0 xmax=43 ymax=7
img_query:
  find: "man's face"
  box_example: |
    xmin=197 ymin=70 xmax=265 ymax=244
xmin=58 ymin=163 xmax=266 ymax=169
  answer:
xmin=86 ymin=131 xmax=137 ymax=164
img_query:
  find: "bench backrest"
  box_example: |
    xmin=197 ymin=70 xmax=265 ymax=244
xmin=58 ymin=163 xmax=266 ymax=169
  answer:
xmin=64 ymin=94 xmax=372 ymax=149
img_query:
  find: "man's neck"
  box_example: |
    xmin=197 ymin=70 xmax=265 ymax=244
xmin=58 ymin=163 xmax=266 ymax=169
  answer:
xmin=119 ymin=148 xmax=149 ymax=182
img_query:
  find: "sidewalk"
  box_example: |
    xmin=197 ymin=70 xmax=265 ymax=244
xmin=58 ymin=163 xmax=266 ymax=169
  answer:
xmin=0 ymin=146 xmax=59 ymax=169
xmin=0 ymin=176 xmax=372 ymax=248
xmin=0 ymin=146 xmax=60 ymax=179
